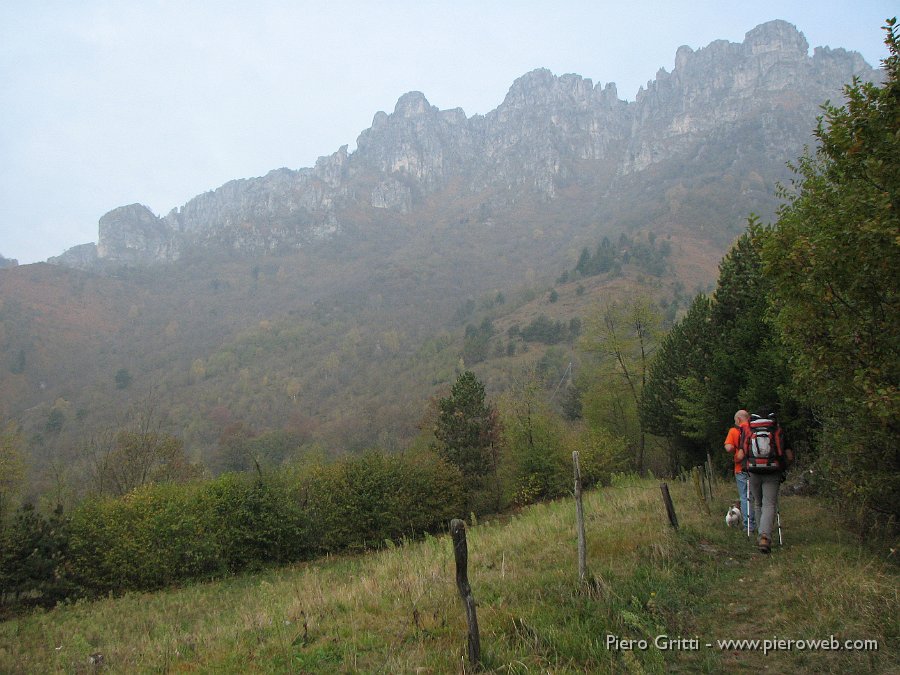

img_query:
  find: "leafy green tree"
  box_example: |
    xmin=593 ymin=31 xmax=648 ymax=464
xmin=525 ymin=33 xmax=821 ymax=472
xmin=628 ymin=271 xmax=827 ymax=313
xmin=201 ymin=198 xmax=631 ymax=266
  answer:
xmin=759 ymin=19 xmax=900 ymax=532
xmin=521 ymin=315 xmax=566 ymax=344
xmin=593 ymin=236 xmax=616 ymax=274
xmin=640 ymin=294 xmax=713 ymax=436
xmin=568 ymin=317 xmax=582 ymax=338
xmin=498 ymin=380 xmax=569 ymax=505
xmin=707 ymin=227 xmax=791 ymax=419
xmin=575 ymin=247 xmax=592 ymax=276
xmin=433 ymin=371 xmax=501 ymax=512
xmin=580 ymin=298 xmax=662 ymax=473
xmin=640 ymin=231 xmax=800 ymax=474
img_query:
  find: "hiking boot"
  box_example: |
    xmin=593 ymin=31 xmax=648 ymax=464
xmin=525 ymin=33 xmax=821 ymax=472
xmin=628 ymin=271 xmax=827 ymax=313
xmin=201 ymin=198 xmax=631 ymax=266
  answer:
xmin=758 ymin=534 xmax=771 ymax=554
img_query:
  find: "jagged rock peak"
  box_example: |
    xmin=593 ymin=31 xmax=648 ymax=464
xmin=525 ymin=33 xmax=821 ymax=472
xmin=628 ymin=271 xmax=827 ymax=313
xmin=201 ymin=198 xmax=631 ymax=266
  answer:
xmin=98 ymin=203 xmax=160 ymax=237
xmin=97 ymin=203 xmax=175 ymax=263
xmin=503 ymin=68 xmax=586 ymax=106
xmin=393 ymin=91 xmax=435 ymax=117
xmin=315 ymin=144 xmax=349 ymax=187
xmin=664 ymin=20 xmax=808 ymax=85
xmin=744 ymin=19 xmax=809 ymax=56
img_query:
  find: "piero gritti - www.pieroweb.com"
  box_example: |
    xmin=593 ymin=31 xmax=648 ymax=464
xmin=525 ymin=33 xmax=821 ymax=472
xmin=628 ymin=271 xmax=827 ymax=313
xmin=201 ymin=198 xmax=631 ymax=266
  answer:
xmin=606 ymin=634 xmax=878 ymax=655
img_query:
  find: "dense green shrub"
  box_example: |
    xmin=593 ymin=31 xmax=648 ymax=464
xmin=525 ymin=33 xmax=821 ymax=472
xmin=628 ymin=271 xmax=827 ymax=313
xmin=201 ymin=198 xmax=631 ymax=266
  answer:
xmin=66 ymin=482 xmax=223 ymax=595
xmin=28 ymin=447 xmax=466 ymax=603
xmin=197 ymin=472 xmax=311 ymax=572
xmin=499 ymin=389 xmax=570 ymax=506
xmin=573 ymin=426 xmax=630 ymax=488
xmin=303 ymin=450 xmax=464 ymax=553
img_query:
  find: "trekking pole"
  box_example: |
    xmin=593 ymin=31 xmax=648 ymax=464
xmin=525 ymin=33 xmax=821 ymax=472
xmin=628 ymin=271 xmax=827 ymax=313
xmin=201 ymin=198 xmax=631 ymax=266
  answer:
xmin=746 ymin=479 xmax=751 ymax=538
xmin=776 ymin=511 xmax=783 ymax=546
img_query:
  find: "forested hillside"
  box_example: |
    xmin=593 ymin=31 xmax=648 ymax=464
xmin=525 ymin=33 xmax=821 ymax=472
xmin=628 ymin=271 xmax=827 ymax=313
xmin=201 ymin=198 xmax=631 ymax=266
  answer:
xmin=0 ymin=222 xmax=696 ymax=500
xmin=0 ymin=18 xmax=896 ymax=594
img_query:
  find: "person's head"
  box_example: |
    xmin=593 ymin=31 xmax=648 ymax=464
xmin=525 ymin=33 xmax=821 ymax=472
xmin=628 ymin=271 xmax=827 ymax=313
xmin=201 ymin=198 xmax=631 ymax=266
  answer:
xmin=734 ymin=409 xmax=750 ymax=425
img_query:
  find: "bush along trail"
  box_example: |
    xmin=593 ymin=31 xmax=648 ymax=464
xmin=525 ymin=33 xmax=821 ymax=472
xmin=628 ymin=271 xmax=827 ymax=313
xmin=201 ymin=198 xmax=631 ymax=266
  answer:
xmin=1 ymin=475 xmax=896 ymax=673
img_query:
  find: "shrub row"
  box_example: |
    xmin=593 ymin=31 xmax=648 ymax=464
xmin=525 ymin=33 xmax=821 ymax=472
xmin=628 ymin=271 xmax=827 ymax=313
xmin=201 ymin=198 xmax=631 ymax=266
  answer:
xmin=0 ymin=449 xmax=464 ymax=608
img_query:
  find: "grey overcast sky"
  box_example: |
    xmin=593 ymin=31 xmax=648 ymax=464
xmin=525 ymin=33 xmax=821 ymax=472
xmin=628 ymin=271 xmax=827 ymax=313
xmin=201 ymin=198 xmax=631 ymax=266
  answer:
xmin=1 ymin=1 xmax=895 ymax=264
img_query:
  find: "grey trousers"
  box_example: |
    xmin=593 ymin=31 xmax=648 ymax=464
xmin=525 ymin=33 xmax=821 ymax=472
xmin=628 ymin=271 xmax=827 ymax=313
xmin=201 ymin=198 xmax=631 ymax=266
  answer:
xmin=749 ymin=472 xmax=781 ymax=540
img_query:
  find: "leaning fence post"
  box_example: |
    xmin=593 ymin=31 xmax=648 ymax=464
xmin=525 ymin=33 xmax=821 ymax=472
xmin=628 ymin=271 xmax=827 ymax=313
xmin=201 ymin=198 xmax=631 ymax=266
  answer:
xmin=660 ymin=482 xmax=679 ymax=530
xmin=573 ymin=451 xmax=587 ymax=582
xmin=450 ymin=518 xmax=481 ymax=667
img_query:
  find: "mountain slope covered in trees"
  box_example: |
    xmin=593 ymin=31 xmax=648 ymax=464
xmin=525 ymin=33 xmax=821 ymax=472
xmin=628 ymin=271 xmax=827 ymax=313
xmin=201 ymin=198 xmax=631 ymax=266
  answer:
xmin=0 ymin=20 xmax=890 ymax=520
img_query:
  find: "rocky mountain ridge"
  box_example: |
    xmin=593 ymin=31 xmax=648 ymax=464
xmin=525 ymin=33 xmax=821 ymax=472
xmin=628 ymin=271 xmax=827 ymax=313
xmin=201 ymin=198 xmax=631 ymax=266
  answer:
xmin=49 ymin=20 xmax=879 ymax=268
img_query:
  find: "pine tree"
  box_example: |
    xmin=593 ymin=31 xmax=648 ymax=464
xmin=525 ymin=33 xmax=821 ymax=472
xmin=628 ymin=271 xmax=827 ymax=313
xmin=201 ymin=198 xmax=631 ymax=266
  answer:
xmin=433 ymin=372 xmax=500 ymax=510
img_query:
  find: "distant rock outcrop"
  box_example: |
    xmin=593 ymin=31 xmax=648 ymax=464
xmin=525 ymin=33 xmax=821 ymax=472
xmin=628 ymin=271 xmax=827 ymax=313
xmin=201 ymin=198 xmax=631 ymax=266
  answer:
xmin=0 ymin=254 xmax=19 ymax=269
xmin=47 ymin=243 xmax=97 ymax=269
xmin=97 ymin=204 xmax=178 ymax=264
xmin=54 ymin=20 xmax=879 ymax=266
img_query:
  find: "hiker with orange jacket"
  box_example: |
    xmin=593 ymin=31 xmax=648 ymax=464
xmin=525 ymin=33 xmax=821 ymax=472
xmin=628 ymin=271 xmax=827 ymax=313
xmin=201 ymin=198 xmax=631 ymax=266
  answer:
xmin=724 ymin=409 xmax=755 ymax=532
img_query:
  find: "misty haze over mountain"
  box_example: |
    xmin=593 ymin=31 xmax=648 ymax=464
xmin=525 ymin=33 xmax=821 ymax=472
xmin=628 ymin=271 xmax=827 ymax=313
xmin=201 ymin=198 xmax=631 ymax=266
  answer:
xmin=0 ymin=20 xmax=883 ymax=486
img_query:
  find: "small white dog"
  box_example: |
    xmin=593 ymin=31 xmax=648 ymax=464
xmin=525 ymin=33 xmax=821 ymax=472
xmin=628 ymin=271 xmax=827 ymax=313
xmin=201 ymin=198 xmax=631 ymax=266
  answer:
xmin=725 ymin=502 xmax=742 ymax=527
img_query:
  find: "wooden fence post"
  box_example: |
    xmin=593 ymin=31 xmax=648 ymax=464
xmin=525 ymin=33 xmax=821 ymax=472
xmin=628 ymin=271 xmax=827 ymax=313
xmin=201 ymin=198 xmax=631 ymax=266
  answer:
xmin=573 ymin=451 xmax=587 ymax=582
xmin=660 ymin=482 xmax=679 ymax=530
xmin=692 ymin=466 xmax=711 ymax=514
xmin=450 ymin=518 xmax=481 ymax=667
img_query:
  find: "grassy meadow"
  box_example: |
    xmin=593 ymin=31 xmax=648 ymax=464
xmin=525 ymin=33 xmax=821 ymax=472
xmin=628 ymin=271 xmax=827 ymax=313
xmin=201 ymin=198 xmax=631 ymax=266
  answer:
xmin=1 ymin=476 xmax=897 ymax=673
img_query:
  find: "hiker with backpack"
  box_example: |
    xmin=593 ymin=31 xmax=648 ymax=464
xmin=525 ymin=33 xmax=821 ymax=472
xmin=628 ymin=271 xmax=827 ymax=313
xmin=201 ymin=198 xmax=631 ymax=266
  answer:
xmin=739 ymin=408 xmax=794 ymax=553
xmin=724 ymin=409 xmax=755 ymax=533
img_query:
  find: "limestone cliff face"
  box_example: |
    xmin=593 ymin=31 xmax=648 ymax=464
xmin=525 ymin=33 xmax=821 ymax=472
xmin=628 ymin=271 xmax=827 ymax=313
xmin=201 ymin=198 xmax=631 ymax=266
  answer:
xmin=473 ymin=69 xmax=629 ymax=199
xmin=97 ymin=204 xmax=178 ymax=264
xmin=623 ymin=20 xmax=874 ymax=172
xmin=60 ymin=20 xmax=879 ymax=266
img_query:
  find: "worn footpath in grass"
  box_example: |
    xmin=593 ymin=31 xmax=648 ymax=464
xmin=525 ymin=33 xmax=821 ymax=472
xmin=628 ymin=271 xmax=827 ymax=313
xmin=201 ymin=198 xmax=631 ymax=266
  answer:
xmin=0 ymin=476 xmax=897 ymax=673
